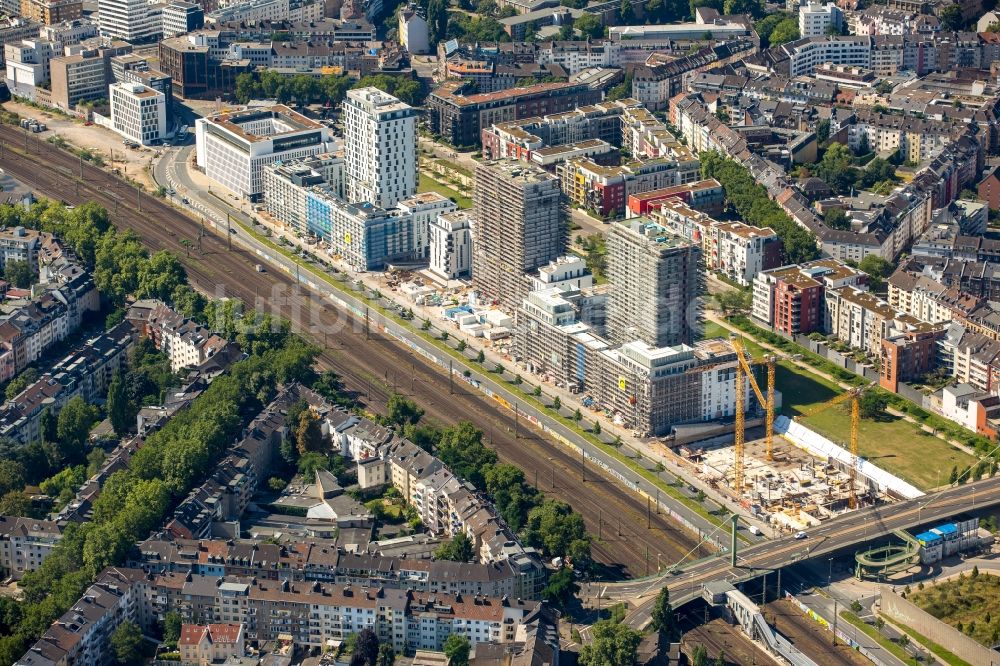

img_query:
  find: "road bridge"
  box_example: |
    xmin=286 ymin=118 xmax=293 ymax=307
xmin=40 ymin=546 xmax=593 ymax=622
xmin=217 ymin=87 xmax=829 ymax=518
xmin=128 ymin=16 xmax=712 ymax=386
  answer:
xmin=587 ymin=476 xmax=1000 ymax=628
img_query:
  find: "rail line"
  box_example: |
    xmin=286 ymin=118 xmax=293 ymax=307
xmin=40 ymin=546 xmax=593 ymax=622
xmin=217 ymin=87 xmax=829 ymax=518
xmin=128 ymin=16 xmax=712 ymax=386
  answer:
xmin=0 ymin=126 xmax=704 ymax=575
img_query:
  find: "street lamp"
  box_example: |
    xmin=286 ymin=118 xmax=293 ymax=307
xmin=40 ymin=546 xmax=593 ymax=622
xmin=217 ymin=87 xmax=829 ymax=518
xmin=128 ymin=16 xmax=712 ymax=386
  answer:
xmin=828 ymin=557 xmax=834 ymax=586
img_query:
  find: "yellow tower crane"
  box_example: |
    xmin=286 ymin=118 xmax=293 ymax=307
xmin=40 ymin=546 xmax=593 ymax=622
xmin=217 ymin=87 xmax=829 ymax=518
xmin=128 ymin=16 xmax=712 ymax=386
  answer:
xmin=730 ymin=337 xmax=776 ymax=493
xmin=794 ymin=387 xmax=866 ymax=510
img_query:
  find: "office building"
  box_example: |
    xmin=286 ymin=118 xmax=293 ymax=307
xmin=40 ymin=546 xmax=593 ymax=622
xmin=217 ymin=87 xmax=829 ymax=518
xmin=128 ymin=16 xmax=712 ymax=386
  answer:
xmin=161 ymin=1 xmax=204 ymax=36
xmin=48 ymin=38 xmax=131 ymax=111
xmin=158 ymin=32 xmax=252 ymax=99
xmin=195 ymin=105 xmax=333 ymax=199
xmin=472 ymin=160 xmax=563 ymax=311
xmin=343 ymin=87 xmax=417 ymax=209
xmin=109 ymin=81 xmax=167 ymax=145
xmin=606 ymin=218 xmax=701 ymax=348
xmin=20 ymin=0 xmax=82 ymax=25
xmin=39 ymin=19 xmax=99 ymax=48
xmin=98 ymin=0 xmax=160 ymax=41
xmin=430 ymin=210 xmax=473 ymax=280
xmin=262 ymin=154 xmax=345 ymax=237
xmin=799 ymin=1 xmax=843 ymax=36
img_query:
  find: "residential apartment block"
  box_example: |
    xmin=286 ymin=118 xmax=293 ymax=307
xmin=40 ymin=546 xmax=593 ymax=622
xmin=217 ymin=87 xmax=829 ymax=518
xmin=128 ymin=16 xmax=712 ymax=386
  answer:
xmin=606 ymin=218 xmax=701 ymax=348
xmin=0 ymin=516 xmax=64 ymax=578
xmin=752 ymin=259 xmax=867 ymax=336
xmin=127 ymin=300 xmax=230 ymax=372
xmin=343 ymin=87 xmax=417 ymax=209
xmin=472 ymin=160 xmax=563 ymax=312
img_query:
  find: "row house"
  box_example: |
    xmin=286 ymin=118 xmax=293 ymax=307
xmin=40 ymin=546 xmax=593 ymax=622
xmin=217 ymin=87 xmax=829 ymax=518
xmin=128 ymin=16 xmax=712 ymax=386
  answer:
xmin=0 ymin=516 xmax=63 ymax=578
xmin=164 ymin=385 xmax=298 ymax=539
xmin=133 ymin=536 xmax=527 ymax=599
xmin=138 ymin=570 xmax=540 ymax=654
xmin=127 ymin=299 xmax=231 ymax=372
xmin=649 ymin=198 xmax=781 ymax=285
xmin=16 ymin=568 xmax=147 ymax=666
xmin=0 ymin=320 xmax=135 ymax=444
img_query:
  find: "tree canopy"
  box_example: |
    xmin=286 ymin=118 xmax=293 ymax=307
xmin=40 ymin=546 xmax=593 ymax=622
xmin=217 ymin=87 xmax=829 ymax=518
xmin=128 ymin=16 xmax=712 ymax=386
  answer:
xmin=578 ymin=620 xmax=642 ymax=666
xmin=700 ymin=152 xmax=819 ymax=263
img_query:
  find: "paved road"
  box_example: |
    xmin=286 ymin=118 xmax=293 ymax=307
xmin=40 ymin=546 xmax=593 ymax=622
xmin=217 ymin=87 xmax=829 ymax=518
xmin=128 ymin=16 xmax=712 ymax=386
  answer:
xmin=152 ymin=144 xmax=730 ymax=572
xmin=606 ymin=475 xmax=1000 ymax=628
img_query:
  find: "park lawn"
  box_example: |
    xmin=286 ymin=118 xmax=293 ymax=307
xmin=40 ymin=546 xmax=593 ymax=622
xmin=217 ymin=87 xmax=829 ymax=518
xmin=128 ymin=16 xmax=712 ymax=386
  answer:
xmin=418 ymin=175 xmax=473 ymax=209
xmin=800 ymin=401 xmax=975 ymax=491
xmin=909 ymin=571 xmax=1000 ymax=650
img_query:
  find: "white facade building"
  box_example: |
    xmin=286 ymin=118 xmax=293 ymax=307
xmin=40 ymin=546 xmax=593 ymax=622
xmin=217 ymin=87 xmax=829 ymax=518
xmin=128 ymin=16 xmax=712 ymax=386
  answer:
xmin=397 ymin=6 xmax=428 ymax=55
xmin=98 ymin=0 xmax=159 ymax=41
xmin=395 ymin=192 xmax=456 ymax=260
xmin=4 ymin=40 xmax=54 ymax=99
xmin=343 ymin=87 xmax=417 ymax=209
xmin=430 ymin=210 xmax=473 ymax=280
xmin=109 ymin=82 xmax=167 ymax=145
xmin=799 ymin=1 xmax=843 ymax=37
xmin=195 ymin=105 xmax=333 ymax=199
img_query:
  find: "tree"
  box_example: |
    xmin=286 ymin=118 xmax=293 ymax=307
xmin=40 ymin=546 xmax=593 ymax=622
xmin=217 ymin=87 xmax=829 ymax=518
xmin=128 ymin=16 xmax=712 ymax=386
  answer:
xmin=858 ymin=390 xmax=888 ymax=420
xmin=824 ymin=207 xmax=849 ymax=231
xmin=723 ymin=0 xmax=762 ymax=17
xmin=0 ymin=490 xmax=33 ymax=516
xmin=386 ymin=393 xmax=424 ymax=427
xmin=56 ymin=396 xmax=100 ymax=465
xmin=593 ymin=421 xmax=601 ymax=435
xmin=578 ymin=620 xmax=641 ymax=666
xmin=814 ymin=143 xmax=859 ymax=195
xmin=0 ymin=460 xmax=25 ymax=496
xmin=939 ymin=4 xmax=963 ymax=31
xmin=434 ymin=531 xmax=475 ymax=562
xmin=767 ymin=17 xmax=799 ymax=45
xmin=6 ymin=367 xmax=39 ymax=400
xmin=376 ymin=644 xmax=395 ymax=666
xmin=692 ymin=645 xmax=709 ymax=666
xmin=162 ymin=611 xmax=182 ymax=646
xmin=650 ymin=587 xmax=675 ymax=638
xmin=4 ymin=260 xmax=33 ymax=289
xmin=523 ymin=499 xmax=589 ymax=557
xmin=107 ymin=370 xmax=130 ymax=437
xmin=296 ymin=410 xmax=324 ymax=454
xmin=476 ymin=350 xmax=485 ymax=363
xmin=754 ymin=12 xmax=791 ymax=47
xmin=574 ymin=13 xmax=603 ymax=39
xmin=297 ymin=451 xmax=331 ymax=478
xmin=436 ymin=422 xmax=497 ymax=488
xmin=349 ymin=628 xmax=379 ymax=666
xmin=541 ymin=566 xmax=577 ymax=607
xmin=443 ymin=635 xmax=470 ymax=666
xmin=484 ymin=463 xmax=538 ymax=531
xmin=618 ymin=0 xmax=632 ymax=22
xmin=816 ymin=118 xmax=831 ymax=143
xmin=552 ymin=396 xmax=561 ymax=410
xmin=858 ymin=254 xmax=893 ymax=292
xmin=110 ymin=621 xmax=144 ymax=666
xmin=136 ymin=251 xmax=187 ymax=302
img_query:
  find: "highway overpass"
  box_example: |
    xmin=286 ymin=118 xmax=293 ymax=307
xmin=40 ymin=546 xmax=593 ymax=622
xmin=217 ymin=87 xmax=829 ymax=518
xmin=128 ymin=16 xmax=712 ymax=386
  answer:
xmin=593 ymin=476 xmax=1000 ymax=628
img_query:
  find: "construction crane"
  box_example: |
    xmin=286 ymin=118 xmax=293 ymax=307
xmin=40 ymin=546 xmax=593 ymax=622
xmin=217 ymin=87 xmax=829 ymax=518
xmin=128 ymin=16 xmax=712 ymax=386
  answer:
xmin=731 ymin=337 xmax=776 ymax=494
xmin=794 ymin=387 xmax=866 ymax=510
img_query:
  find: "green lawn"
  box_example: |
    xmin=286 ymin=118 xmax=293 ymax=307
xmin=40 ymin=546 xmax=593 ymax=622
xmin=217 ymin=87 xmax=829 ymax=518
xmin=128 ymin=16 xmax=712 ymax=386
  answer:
xmin=799 ymin=401 xmax=975 ymax=491
xmin=771 ymin=359 xmax=975 ymax=491
xmin=839 ymin=611 xmax=914 ymax=663
xmin=418 ymin=175 xmax=473 ymax=209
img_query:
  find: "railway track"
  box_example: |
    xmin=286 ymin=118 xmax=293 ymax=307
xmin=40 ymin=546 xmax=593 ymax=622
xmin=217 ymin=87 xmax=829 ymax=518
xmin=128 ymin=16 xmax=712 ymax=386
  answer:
xmin=765 ymin=600 xmax=870 ymax=666
xmin=0 ymin=125 xmax=707 ymax=576
xmin=683 ymin=620 xmax=779 ymax=666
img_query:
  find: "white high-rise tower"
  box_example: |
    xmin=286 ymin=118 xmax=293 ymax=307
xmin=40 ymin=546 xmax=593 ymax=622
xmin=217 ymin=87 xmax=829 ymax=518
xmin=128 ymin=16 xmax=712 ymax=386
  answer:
xmin=343 ymin=86 xmax=417 ymax=210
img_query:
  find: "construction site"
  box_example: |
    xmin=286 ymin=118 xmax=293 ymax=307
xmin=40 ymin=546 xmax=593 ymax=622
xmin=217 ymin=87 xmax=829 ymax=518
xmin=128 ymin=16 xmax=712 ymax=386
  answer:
xmin=676 ymin=339 xmax=893 ymax=533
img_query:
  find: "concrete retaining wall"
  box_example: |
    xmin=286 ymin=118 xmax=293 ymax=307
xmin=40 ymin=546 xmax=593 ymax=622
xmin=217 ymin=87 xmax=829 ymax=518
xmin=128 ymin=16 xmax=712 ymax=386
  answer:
xmin=879 ymin=584 xmax=1000 ymax=666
